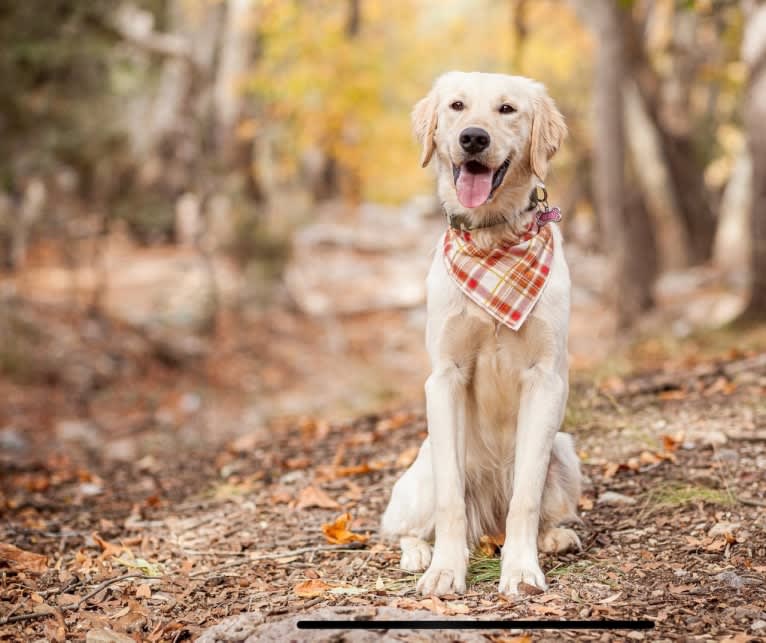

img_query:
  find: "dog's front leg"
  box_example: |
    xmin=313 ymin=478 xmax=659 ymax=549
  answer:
xmin=499 ymin=364 xmax=566 ymax=595
xmin=417 ymin=361 xmax=468 ymax=596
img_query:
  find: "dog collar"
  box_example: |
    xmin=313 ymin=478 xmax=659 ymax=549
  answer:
xmin=444 ymin=185 xmax=557 ymax=231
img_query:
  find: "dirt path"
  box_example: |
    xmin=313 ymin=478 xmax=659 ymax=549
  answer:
xmin=2 ymin=346 xmax=765 ymax=641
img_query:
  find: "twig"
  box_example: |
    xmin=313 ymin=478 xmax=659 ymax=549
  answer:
xmin=0 ymin=573 xmax=162 ymax=626
xmin=71 ymin=573 xmax=161 ymax=610
xmin=188 ymin=543 xmax=368 ymax=578
xmin=738 ymin=496 xmax=766 ymax=508
xmin=0 ymin=607 xmax=57 ymax=625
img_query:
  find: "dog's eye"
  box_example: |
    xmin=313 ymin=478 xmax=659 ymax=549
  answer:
xmin=450 ymin=101 xmax=464 ymax=111
xmin=499 ymin=104 xmax=516 ymax=114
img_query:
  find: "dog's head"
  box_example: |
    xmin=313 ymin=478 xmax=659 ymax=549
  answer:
xmin=413 ymin=72 xmax=566 ymax=212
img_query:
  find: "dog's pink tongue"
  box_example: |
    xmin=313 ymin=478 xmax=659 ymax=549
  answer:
xmin=456 ymin=168 xmax=492 ymax=208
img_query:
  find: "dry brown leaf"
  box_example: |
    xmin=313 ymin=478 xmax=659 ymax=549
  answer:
xmin=669 ymin=584 xmax=695 ymax=594
xmin=92 ymin=532 xmax=126 ymax=558
xmin=296 ymin=485 xmax=341 ymax=510
xmin=658 ymin=389 xmax=687 ymax=401
xmin=376 ymin=411 xmax=414 ymax=433
xmin=661 ymin=432 xmax=684 ymax=452
xmin=578 ymin=495 xmax=594 ymax=510
xmin=334 ymin=463 xmax=373 ymax=477
xmin=518 ymin=581 xmax=544 ymax=596
xmin=294 ymin=579 xmax=332 ymax=598
xmin=478 ymin=533 xmax=505 ymax=556
xmin=321 ymin=513 xmax=369 ymax=545
xmin=271 ymin=490 xmax=292 ymax=504
xmin=419 ymin=595 xmax=447 ymax=614
xmin=639 ymin=450 xmax=662 ymax=466
xmin=285 ymin=457 xmax=311 ymax=470
xmin=0 ymin=542 xmax=48 ymax=574
xmin=603 ymin=462 xmax=620 ymax=479
xmin=395 ymin=446 xmax=419 ymax=468
xmin=135 ymin=583 xmax=152 ymax=599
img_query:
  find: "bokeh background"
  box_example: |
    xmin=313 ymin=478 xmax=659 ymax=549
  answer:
xmin=0 ymin=0 xmax=764 ymax=449
xmin=3 ymin=2 xmax=766 ymax=639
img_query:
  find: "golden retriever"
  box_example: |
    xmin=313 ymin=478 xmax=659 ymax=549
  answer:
xmin=381 ymin=72 xmax=581 ymax=596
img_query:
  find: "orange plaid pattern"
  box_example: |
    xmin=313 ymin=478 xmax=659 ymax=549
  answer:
xmin=442 ymin=221 xmax=555 ymax=331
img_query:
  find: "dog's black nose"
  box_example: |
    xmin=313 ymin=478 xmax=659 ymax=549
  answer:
xmin=459 ymin=127 xmax=491 ymax=154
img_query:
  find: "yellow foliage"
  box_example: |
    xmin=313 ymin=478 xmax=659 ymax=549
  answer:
xmin=246 ymin=1 xmax=593 ymax=203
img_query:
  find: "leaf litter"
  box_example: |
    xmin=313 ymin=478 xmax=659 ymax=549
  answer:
xmin=1 ymin=352 xmax=766 ymax=640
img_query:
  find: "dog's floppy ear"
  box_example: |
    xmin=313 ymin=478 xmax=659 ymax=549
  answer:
xmin=412 ymin=90 xmax=438 ymax=168
xmin=529 ymin=90 xmax=567 ymax=180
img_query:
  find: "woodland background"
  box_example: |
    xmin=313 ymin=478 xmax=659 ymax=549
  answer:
xmin=1 ymin=1 xmax=766 ymax=641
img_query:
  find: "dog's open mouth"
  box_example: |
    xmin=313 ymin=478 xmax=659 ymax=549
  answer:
xmin=452 ymin=159 xmax=511 ymax=208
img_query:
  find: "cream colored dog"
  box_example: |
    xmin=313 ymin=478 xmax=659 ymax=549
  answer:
xmin=381 ymin=72 xmax=582 ymax=597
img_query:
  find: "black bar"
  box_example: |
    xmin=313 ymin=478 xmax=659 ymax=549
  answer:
xmin=297 ymin=619 xmax=654 ymax=630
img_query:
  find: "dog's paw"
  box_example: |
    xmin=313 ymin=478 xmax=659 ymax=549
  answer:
xmin=417 ymin=562 xmax=466 ymax=596
xmin=538 ymin=527 xmax=581 ymax=554
xmin=400 ymin=537 xmax=432 ymax=572
xmin=498 ymin=562 xmax=547 ymax=596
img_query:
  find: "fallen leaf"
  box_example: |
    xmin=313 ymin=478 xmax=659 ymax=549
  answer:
xmin=518 ymin=582 xmax=544 ymax=596
xmin=91 ymin=533 xmax=126 ymax=559
xmin=669 ymin=584 xmax=695 ymax=594
xmin=528 ymin=603 xmax=565 ymax=616
xmin=479 ymin=533 xmax=505 ymax=556
xmin=296 ymin=486 xmax=341 ymax=510
xmin=395 ymin=446 xmax=419 ymax=468
xmin=578 ymin=495 xmax=594 ymax=510
xmin=321 ymin=513 xmax=369 ymax=545
xmin=445 ymin=602 xmax=471 ymax=614
xmin=285 ymin=457 xmax=311 ymax=470
xmin=419 ymin=595 xmax=447 ymax=614
xmin=0 ymin=542 xmax=48 ymax=574
xmin=599 ymin=592 xmax=622 ymax=604
xmin=135 ymin=584 xmax=152 ymax=599
xmin=376 ymin=412 xmax=414 ymax=432
xmin=661 ymin=432 xmax=684 ymax=452
xmin=333 ymin=463 xmax=373 ymax=477
xmin=84 ymin=628 xmax=135 ymax=643
xmin=658 ymin=389 xmax=687 ymax=401
xmin=603 ymin=462 xmax=620 ymax=479
xmin=294 ymin=579 xmax=331 ymax=598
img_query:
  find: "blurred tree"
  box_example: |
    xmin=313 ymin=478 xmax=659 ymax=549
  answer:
xmin=586 ymin=0 xmax=656 ymax=328
xmin=741 ymin=0 xmax=766 ymax=319
xmin=621 ymin=4 xmax=718 ymax=266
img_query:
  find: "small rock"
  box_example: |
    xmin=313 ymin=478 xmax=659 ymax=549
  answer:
xmin=702 ymin=431 xmax=728 ymax=446
xmin=78 ymin=482 xmax=103 ymax=496
xmin=708 ymin=522 xmax=740 ymax=539
xmin=597 ymin=491 xmax=637 ymax=506
xmin=714 ymin=570 xmax=744 ymax=589
xmin=752 ymin=620 xmax=766 ymax=632
xmin=56 ymin=420 xmax=99 ymax=448
xmin=196 ymin=612 xmax=267 ymax=643
xmin=712 ymin=449 xmax=739 ymax=463
xmin=104 ymin=438 xmax=138 ymax=462
xmin=86 ymin=629 xmax=135 ymax=643
xmin=0 ymin=426 xmax=27 ymax=451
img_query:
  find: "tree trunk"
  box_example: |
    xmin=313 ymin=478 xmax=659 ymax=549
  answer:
xmin=741 ymin=1 xmax=766 ymax=319
xmin=213 ymin=0 xmax=255 ymax=156
xmin=590 ymin=0 xmax=654 ymax=328
xmin=621 ymin=8 xmax=716 ymax=265
xmin=623 ymin=80 xmax=690 ymax=270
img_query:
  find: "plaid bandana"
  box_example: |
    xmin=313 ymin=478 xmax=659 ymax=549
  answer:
xmin=442 ymin=214 xmax=557 ymax=331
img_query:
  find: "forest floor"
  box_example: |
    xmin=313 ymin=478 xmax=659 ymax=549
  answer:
xmin=1 ymin=301 xmax=766 ymax=642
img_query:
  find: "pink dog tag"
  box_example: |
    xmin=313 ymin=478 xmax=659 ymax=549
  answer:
xmin=537 ymin=206 xmax=562 ymax=226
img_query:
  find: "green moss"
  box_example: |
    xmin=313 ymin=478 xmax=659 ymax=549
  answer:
xmin=642 ymin=482 xmax=735 ymax=515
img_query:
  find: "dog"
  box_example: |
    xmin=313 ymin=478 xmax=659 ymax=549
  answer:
xmin=381 ymin=72 xmax=582 ymax=597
